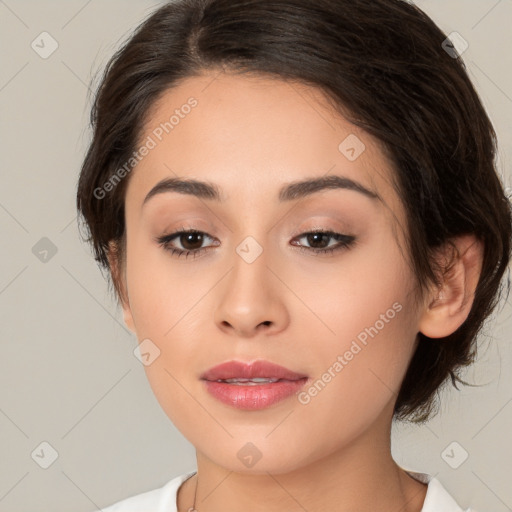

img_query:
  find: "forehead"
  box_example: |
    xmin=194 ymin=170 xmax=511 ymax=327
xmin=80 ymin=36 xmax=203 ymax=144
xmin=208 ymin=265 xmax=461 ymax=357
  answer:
xmin=127 ymin=70 xmax=402 ymax=219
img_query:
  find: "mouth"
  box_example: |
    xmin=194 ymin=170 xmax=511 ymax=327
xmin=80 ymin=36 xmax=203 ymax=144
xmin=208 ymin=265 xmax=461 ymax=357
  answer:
xmin=200 ymin=360 xmax=309 ymax=410
xmin=211 ymin=377 xmax=286 ymax=385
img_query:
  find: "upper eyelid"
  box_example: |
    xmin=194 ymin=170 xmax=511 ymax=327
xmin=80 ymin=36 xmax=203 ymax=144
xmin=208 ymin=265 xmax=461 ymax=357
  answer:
xmin=165 ymin=219 xmax=353 ymax=235
xmin=164 ymin=226 xmax=350 ymax=237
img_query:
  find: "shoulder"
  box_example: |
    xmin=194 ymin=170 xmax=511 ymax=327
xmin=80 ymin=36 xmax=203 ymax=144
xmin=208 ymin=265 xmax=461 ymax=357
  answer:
xmin=97 ymin=471 xmax=196 ymax=512
xmin=404 ymin=468 xmax=480 ymax=512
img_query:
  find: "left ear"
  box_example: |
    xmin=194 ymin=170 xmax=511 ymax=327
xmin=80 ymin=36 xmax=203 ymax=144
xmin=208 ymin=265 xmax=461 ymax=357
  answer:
xmin=418 ymin=234 xmax=484 ymax=338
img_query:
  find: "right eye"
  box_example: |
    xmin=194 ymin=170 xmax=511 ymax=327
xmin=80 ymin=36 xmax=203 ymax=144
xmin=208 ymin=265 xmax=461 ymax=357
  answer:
xmin=156 ymin=228 xmax=219 ymax=259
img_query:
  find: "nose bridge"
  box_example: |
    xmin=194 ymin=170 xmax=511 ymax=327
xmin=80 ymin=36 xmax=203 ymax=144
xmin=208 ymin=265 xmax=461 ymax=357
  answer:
xmin=226 ymin=200 xmax=292 ymax=293
xmin=213 ymin=226 xmax=289 ymax=336
xmin=228 ymin=203 xmax=275 ymax=279
xmin=229 ymin=231 xmax=273 ymax=303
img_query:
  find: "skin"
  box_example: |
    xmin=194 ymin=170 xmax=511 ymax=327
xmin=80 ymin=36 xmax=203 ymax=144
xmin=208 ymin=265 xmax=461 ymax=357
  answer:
xmin=108 ymin=69 xmax=483 ymax=512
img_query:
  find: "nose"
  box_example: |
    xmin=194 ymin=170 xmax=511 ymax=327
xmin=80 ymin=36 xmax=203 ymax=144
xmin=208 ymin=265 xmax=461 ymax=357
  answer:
xmin=213 ymin=244 xmax=290 ymax=338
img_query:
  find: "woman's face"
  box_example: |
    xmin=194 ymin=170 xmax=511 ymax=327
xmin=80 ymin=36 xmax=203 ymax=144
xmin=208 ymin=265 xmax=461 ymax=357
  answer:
xmin=118 ymin=70 xmax=425 ymax=473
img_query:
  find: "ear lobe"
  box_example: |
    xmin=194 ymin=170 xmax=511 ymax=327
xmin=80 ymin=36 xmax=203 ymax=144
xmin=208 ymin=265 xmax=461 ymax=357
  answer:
xmin=418 ymin=234 xmax=484 ymax=339
xmin=107 ymin=241 xmax=136 ymax=333
xmin=121 ymin=306 xmax=136 ymax=334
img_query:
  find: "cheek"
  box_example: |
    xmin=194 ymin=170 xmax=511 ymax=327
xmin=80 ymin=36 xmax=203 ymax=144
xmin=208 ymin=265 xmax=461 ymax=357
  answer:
xmin=289 ymin=235 xmax=411 ymax=346
xmin=124 ymin=233 xmax=199 ymax=336
xmin=123 ymin=236 xmax=212 ymax=423
xmin=289 ymin=242 xmax=417 ymax=418
xmin=287 ymin=303 xmax=416 ymax=463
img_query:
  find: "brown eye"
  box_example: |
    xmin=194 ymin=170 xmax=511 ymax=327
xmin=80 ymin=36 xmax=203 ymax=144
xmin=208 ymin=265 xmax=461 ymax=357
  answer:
xmin=179 ymin=232 xmax=205 ymax=251
xmin=304 ymin=232 xmax=331 ymax=249
xmin=156 ymin=229 xmax=218 ymax=259
xmin=291 ymin=230 xmax=356 ymax=255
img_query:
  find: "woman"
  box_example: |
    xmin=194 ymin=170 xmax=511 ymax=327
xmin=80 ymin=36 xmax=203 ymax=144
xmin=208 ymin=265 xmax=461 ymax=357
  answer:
xmin=76 ymin=0 xmax=512 ymax=510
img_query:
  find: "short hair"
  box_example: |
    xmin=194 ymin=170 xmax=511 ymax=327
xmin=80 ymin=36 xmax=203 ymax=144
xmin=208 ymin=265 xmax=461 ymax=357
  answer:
xmin=76 ymin=0 xmax=512 ymax=423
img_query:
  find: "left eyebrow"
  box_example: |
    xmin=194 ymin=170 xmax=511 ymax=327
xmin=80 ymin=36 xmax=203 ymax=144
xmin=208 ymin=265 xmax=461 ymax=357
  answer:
xmin=278 ymin=175 xmax=380 ymax=202
xmin=142 ymin=174 xmax=380 ymax=207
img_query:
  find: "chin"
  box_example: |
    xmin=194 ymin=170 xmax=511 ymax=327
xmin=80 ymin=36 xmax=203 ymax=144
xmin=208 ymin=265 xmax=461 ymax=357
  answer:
xmin=196 ymin=434 xmax=324 ymax=476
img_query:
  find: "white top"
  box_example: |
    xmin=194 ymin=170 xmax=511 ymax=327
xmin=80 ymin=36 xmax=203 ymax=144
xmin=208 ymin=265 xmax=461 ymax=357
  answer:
xmin=98 ymin=469 xmax=478 ymax=512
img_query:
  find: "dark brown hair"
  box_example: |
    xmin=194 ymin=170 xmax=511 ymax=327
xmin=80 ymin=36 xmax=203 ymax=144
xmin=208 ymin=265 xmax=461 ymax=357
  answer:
xmin=76 ymin=0 xmax=512 ymax=422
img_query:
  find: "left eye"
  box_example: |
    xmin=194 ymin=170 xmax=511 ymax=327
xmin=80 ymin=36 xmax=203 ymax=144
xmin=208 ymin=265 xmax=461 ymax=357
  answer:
xmin=291 ymin=230 xmax=356 ymax=254
xmin=155 ymin=228 xmax=356 ymax=259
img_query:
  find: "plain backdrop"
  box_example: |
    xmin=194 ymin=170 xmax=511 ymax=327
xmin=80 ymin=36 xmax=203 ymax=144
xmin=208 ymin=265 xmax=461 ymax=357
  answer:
xmin=0 ymin=1 xmax=511 ymax=511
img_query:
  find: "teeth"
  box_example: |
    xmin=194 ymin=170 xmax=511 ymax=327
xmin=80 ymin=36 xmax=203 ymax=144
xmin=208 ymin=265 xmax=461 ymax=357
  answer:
xmin=217 ymin=377 xmax=280 ymax=384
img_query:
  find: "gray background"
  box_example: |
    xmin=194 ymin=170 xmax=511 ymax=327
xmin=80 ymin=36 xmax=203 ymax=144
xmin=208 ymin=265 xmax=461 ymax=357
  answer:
xmin=0 ymin=1 xmax=511 ymax=511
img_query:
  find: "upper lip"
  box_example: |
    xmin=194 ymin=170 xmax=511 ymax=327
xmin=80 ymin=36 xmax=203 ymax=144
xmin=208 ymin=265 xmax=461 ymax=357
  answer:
xmin=200 ymin=360 xmax=308 ymax=381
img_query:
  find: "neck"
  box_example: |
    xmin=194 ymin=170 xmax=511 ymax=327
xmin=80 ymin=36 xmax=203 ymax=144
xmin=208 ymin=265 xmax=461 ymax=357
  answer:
xmin=177 ymin=413 xmax=427 ymax=512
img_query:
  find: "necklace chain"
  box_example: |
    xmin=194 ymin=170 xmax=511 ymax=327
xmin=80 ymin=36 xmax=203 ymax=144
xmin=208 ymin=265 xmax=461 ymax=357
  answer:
xmin=187 ymin=472 xmax=198 ymax=512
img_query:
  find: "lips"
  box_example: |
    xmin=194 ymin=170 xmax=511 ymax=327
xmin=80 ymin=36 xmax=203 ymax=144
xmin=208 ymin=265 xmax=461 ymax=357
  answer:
xmin=200 ymin=360 xmax=309 ymax=410
xmin=200 ymin=359 xmax=307 ymax=382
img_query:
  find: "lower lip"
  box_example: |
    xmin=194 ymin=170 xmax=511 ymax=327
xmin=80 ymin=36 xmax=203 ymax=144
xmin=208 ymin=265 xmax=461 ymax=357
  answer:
xmin=203 ymin=379 xmax=308 ymax=410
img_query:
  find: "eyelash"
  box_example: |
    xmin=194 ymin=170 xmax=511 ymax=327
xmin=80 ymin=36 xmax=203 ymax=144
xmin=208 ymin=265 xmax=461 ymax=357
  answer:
xmin=155 ymin=226 xmax=356 ymax=260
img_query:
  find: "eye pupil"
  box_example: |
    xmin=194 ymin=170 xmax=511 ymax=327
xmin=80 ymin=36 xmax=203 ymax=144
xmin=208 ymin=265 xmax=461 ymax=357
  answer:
xmin=182 ymin=232 xmax=203 ymax=250
xmin=307 ymin=233 xmax=329 ymax=248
